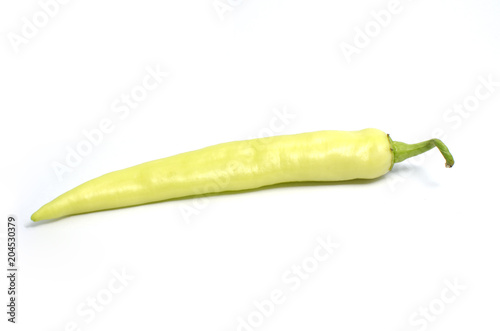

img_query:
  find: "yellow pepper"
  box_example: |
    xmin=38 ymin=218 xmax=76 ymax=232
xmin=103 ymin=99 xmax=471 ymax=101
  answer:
xmin=31 ymin=128 xmax=454 ymax=222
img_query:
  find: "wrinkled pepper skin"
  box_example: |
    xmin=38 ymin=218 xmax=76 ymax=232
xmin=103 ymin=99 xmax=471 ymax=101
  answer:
xmin=31 ymin=128 xmax=393 ymax=221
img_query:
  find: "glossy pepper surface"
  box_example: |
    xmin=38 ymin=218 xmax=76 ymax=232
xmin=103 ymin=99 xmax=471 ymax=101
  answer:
xmin=31 ymin=128 xmax=454 ymax=222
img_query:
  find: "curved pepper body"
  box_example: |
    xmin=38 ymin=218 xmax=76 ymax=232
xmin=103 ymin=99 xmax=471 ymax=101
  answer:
xmin=31 ymin=128 xmax=392 ymax=221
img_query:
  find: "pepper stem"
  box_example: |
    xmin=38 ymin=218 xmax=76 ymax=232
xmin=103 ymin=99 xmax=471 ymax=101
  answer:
xmin=389 ymin=136 xmax=454 ymax=168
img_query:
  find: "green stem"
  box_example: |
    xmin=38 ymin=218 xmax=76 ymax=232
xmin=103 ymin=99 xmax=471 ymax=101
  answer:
xmin=388 ymin=135 xmax=454 ymax=169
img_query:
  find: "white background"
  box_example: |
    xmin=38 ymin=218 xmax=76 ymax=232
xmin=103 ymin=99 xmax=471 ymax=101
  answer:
xmin=1 ymin=0 xmax=500 ymax=330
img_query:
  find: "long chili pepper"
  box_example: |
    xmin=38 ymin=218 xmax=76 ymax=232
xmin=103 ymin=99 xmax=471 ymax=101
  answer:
xmin=31 ymin=128 xmax=454 ymax=222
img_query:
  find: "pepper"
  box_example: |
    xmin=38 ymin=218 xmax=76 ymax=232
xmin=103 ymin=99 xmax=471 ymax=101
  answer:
xmin=31 ymin=128 xmax=454 ymax=222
